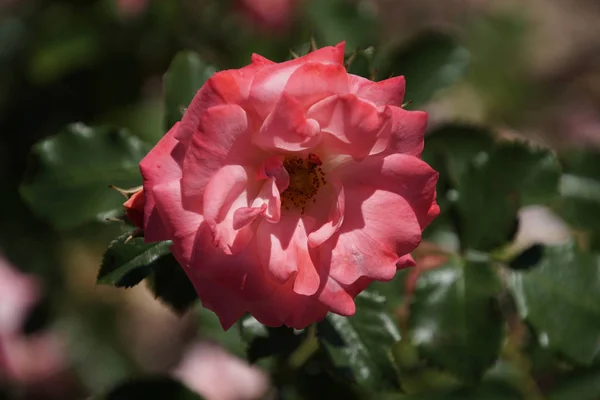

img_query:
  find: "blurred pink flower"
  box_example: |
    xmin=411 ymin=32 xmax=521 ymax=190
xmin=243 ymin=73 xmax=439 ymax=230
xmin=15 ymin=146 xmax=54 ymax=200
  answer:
xmin=173 ymin=342 xmax=270 ymax=400
xmin=116 ymin=0 xmax=150 ymax=17
xmin=239 ymin=0 xmax=301 ymax=31
xmin=0 ymin=256 xmax=67 ymax=388
xmin=0 ymin=255 xmax=40 ymax=335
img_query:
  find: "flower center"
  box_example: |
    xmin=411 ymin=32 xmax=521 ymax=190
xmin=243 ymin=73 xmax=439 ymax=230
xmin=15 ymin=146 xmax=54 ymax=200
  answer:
xmin=281 ymin=153 xmax=326 ymax=213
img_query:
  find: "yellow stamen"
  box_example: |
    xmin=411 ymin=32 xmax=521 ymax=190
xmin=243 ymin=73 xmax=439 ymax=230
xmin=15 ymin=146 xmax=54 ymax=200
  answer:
xmin=281 ymin=154 xmax=326 ymax=214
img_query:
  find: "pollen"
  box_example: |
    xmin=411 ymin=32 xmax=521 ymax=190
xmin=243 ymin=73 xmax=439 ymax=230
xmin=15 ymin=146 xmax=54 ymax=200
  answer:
xmin=281 ymin=153 xmax=327 ymax=214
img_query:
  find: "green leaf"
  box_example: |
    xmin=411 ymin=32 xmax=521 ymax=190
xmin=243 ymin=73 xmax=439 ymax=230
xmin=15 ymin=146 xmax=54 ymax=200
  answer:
xmin=163 ymin=51 xmax=215 ymax=128
xmin=508 ymin=244 xmax=544 ymax=271
xmin=98 ymin=234 xmax=172 ymax=288
xmin=407 ymin=258 xmax=504 ymax=383
xmin=100 ymin=376 xmax=203 ymax=400
xmin=345 ymin=47 xmax=376 ymax=79
xmin=196 ymin=307 xmax=246 ymax=358
xmin=554 ymin=149 xmax=600 ymax=250
xmin=380 ymin=381 xmax=521 ymax=400
xmin=509 ymin=242 xmax=600 ymax=364
xmin=319 ymin=290 xmax=402 ymax=390
xmin=304 ymin=0 xmax=378 ymax=50
xmin=548 ymin=366 xmax=600 ymax=400
xmin=422 ymin=124 xmax=495 ymax=190
xmin=458 ymin=140 xmax=561 ymax=251
xmin=99 ymin=233 xmax=198 ymax=313
xmin=376 ymin=32 xmax=470 ymax=107
xmin=20 ymin=123 xmax=149 ymax=229
xmin=238 ymin=315 xmax=305 ymax=363
xmin=146 ymin=253 xmax=198 ymax=315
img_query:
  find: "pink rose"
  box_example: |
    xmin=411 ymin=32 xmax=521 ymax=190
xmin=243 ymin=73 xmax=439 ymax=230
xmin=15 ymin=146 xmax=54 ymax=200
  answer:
xmin=140 ymin=42 xmax=439 ymax=329
xmin=238 ymin=0 xmax=300 ymax=31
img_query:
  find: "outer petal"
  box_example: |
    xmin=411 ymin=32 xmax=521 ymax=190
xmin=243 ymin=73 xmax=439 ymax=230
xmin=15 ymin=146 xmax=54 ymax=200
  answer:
xmin=253 ymin=93 xmax=321 ymax=153
xmin=381 ymin=106 xmax=428 ymax=157
xmin=350 ymin=75 xmax=405 ymax=109
xmin=151 ymin=180 xmax=202 ymax=268
xmin=308 ymin=94 xmax=390 ymax=160
xmin=249 ymin=43 xmax=346 ymax=119
xmin=176 ymin=67 xmax=260 ymax=143
xmin=187 ymin=228 xmax=276 ymax=329
xmin=140 ymin=123 xmax=185 ymax=242
xmin=338 ymin=154 xmax=439 ymax=228
xmin=181 ymin=105 xmax=256 ymax=213
xmin=321 ymin=189 xmax=422 ymax=286
xmin=318 ymin=277 xmax=356 ymax=316
xmin=123 ymin=189 xmax=145 ymax=229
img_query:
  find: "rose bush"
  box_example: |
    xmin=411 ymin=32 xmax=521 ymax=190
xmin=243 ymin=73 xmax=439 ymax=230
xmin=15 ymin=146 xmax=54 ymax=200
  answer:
xmin=138 ymin=42 xmax=439 ymax=329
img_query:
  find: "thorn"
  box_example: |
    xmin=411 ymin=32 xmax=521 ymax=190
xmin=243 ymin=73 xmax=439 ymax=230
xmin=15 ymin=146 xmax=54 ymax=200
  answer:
xmin=309 ymin=36 xmax=317 ymax=52
xmin=402 ymin=100 xmax=413 ymax=108
xmin=106 ymin=217 xmax=125 ymax=223
xmin=370 ymin=68 xmax=378 ymax=81
xmin=124 ymin=235 xmax=134 ymax=243
xmin=109 ymin=184 xmax=143 ymax=198
xmin=345 ymin=49 xmax=358 ymax=70
xmin=290 ymin=49 xmax=300 ymax=59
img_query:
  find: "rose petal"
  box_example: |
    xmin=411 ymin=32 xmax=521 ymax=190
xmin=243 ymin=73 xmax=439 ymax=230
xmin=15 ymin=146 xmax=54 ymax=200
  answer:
xmin=140 ymin=123 xmax=186 ymax=242
xmin=318 ymin=278 xmax=356 ymax=316
xmin=307 ymin=178 xmax=345 ymax=248
xmin=308 ymin=93 xmax=389 ymax=160
xmin=283 ymin=62 xmax=349 ymax=108
xmin=202 ymin=165 xmax=256 ymax=255
xmin=181 ymin=105 xmax=255 ymax=213
xmin=151 ymin=179 xmax=203 ymax=267
xmin=255 ymin=213 xmax=320 ymax=296
xmin=350 ymin=75 xmax=406 ymax=109
xmin=257 ymin=156 xmax=290 ymax=192
xmin=249 ymin=43 xmax=346 ymax=119
xmin=381 ymin=106 xmax=428 ymax=157
xmin=176 ymin=69 xmax=257 ymax=143
xmin=337 ymin=154 xmax=439 ymax=228
xmin=322 ymin=189 xmax=422 ymax=286
xmin=253 ymin=93 xmax=321 ymax=153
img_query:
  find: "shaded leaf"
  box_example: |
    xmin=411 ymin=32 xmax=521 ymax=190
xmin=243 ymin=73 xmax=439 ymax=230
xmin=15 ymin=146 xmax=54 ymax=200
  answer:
xmin=554 ymin=149 xmax=600 ymax=250
xmin=376 ymin=32 xmax=470 ymax=107
xmin=164 ymin=51 xmax=215 ymax=128
xmin=380 ymin=380 xmax=521 ymax=400
xmin=422 ymin=124 xmax=495 ymax=189
xmin=20 ymin=123 xmax=149 ymax=229
xmin=319 ymin=290 xmax=401 ymax=390
xmin=239 ymin=315 xmax=305 ymax=363
xmin=508 ymin=244 xmax=545 ymax=271
xmin=548 ymin=366 xmax=600 ymax=400
xmin=196 ymin=307 xmax=246 ymax=357
xmin=98 ymin=234 xmax=171 ymax=288
xmin=147 ymin=253 xmax=198 ymax=314
xmin=408 ymin=258 xmax=503 ymax=383
xmin=509 ymin=242 xmax=600 ymax=364
xmin=458 ymin=140 xmax=560 ymax=251
xmin=101 ymin=376 xmax=203 ymax=400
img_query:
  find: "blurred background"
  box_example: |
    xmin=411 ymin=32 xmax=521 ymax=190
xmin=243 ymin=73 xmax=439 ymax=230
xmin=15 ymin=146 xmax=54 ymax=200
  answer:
xmin=1 ymin=0 xmax=600 ymax=398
